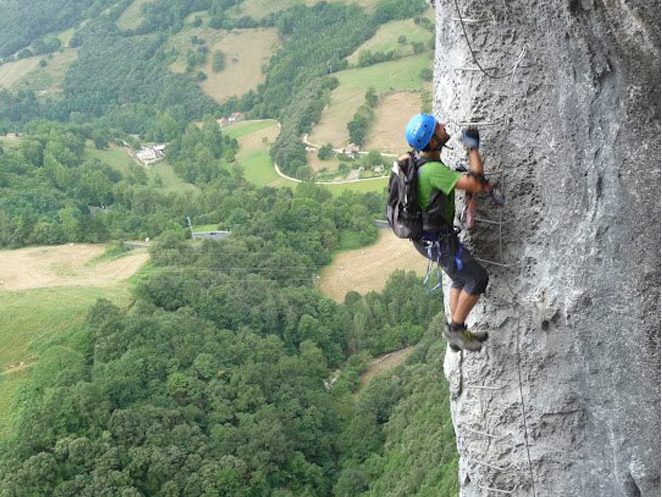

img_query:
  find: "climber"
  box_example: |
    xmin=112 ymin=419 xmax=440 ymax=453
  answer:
xmin=403 ymin=113 xmax=496 ymax=352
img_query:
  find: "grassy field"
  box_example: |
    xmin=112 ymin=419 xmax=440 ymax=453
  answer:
xmin=225 ymin=120 xmax=389 ymax=193
xmin=86 ymin=143 xmax=135 ymax=174
xmin=0 ymin=49 xmax=78 ymax=97
xmin=0 ymin=58 xmax=42 ymax=89
xmin=363 ymin=91 xmax=427 ymax=154
xmin=88 ymin=144 xmax=198 ymax=194
xmin=335 ymin=52 xmax=433 ymax=92
xmin=308 ymin=53 xmax=433 ymax=147
xmin=226 ymin=120 xmax=282 ymax=186
xmin=346 ymin=18 xmax=433 ymax=66
xmin=225 ymin=120 xmax=276 ymax=139
xmin=117 ymin=0 xmax=154 ymax=30
xmin=168 ymin=26 xmax=279 ymax=103
xmin=57 ymin=28 xmax=75 ymax=46
xmin=317 ymin=229 xmax=426 ymax=302
xmin=324 ymin=177 xmax=388 ymax=196
xmin=146 ymin=160 xmax=199 ymax=194
xmin=0 ymin=283 xmax=134 ymax=439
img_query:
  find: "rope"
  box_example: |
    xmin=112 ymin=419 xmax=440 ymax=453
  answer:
xmin=450 ymin=1 xmax=537 ymax=496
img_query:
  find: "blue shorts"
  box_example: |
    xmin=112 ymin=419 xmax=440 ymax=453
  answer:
xmin=413 ymin=232 xmax=489 ymax=295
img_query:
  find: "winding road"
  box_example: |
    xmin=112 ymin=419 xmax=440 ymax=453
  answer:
xmin=250 ymin=120 xmax=396 ymax=185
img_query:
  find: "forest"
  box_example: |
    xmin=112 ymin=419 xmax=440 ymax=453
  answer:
xmin=0 ymin=0 xmax=458 ymax=495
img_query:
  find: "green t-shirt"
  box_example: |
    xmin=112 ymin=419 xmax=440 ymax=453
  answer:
xmin=417 ymin=160 xmax=462 ymax=227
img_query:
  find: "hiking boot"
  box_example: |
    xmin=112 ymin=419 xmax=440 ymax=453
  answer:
xmin=472 ymin=328 xmax=489 ymax=342
xmin=445 ymin=323 xmax=483 ymax=352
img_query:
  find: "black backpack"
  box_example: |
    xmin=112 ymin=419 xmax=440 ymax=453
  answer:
xmin=386 ymin=152 xmax=430 ymax=239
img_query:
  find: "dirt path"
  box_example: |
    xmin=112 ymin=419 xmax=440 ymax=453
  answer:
xmin=0 ymin=244 xmax=149 ymax=291
xmin=359 ymin=346 xmax=415 ymax=388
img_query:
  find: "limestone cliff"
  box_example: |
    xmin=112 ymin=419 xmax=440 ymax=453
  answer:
xmin=433 ymin=0 xmax=660 ymax=495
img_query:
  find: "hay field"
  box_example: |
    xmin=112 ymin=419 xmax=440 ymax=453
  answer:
xmin=308 ymin=53 xmax=433 ymax=148
xmin=201 ymin=29 xmax=279 ymax=102
xmin=1 ymin=49 xmax=78 ymax=95
xmin=117 ymin=0 xmax=154 ymax=30
xmin=0 ymin=58 xmax=41 ymax=89
xmin=307 ymin=87 xmax=363 ymax=147
xmin=317 ymin=230 xmax=427 ymax=302
xmin=346 ymin=18 xmax=433 ymax=66
xmin=169 ymin=27 xmax=279 ymax=103
xmin=0 ymin=244 xmax=146 ymax=438
xmin=363 ymin=91 xmax=425 ymax=154
xmin=0 ymin=244 xmax=149 ymax=291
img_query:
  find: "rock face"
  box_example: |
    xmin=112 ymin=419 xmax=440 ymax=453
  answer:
xmin=434 ymin=0 xmax=660 ymax=496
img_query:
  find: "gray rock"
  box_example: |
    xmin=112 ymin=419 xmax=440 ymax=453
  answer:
xmin=435 ymin=0 xmax=660 ymax=495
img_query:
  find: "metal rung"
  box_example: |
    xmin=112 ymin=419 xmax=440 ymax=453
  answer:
xmin=477 ymin=484 xmax=515 ymax=495
xmin=451 ymin=17 xmax=490 ymax=24
xmin=467 ymin=383 xmax=507 ymax=390
xmin=475 ymin=256 xmax=515 ymax=268
xmin=457 ymin=120 xmax=503 ymax=126
xmin=470 ymin=458 xmax=513 ymax=472
xmin=474 ymin=217 xmax=504 ymax=225
xmin=452 ymin=66 xmax=498 ymax=72
xmin=465 ymin=427 xmax=510 ymax=440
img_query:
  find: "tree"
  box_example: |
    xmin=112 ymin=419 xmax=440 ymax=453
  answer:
xmin=420 ymin=67 xmax=433 ymax=81
xmin=365 ymin=150 xmax=383 ymax=167
xmin=317 ymin=143 xmax=334 ymax=160
xmin=212 ymin=50 xmax=225 ymax=72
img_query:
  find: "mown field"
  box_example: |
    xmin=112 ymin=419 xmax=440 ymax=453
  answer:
xmin=317 ymin=229 xmax=427 ymax=302
xmin=364 ymin=91 xmax=427 ymax=153
xmin=225 ymin=119 xmax=282 ymax=186
xmin=168 ymin=24 xmax=279 ymax=103
xmin=0 ymin=58 xmax=41 ymax=88
xmin=346 ymin=17 xmax=433 ymax=66
xmin=0 ymin=245 xmax=147 ymax=439
xmin=116 ymin=0 xmax=153 ymax=30
xmin=308 ymin=52 xmax=433 ymax=147
xmin=0 ymin=48 xmax=77 ymax=96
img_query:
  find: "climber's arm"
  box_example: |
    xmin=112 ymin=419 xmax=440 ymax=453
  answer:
xmin=456 ymin=150 xmax=489 ymax=193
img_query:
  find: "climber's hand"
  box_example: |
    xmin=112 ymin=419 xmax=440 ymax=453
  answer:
xmin=462 ymin=127 xmax=480 ymax=151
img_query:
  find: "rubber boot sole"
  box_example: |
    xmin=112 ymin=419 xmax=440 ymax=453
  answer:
xmin=444 ymin=330 xmax=482 ymax=352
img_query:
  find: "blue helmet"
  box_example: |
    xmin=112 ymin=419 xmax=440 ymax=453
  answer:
xmin=405 ymin=113 xmax=436 ymax=151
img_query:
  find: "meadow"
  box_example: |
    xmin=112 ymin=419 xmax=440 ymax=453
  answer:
xmin=0 ymin=247 xmax=145 ymax=439
xmin=167 ymin=24 xmax=279 ymax=103
xmin=308 ymin=52 xmax=433 ymax=147
xmin=88 ymin=144 xmax=199 ymax=194
xmin=346 ymin=17 xmax=434 ymax=66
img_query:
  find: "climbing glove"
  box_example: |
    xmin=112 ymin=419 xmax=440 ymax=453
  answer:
xmin=462 ymin=127 xmax=480 ymax=151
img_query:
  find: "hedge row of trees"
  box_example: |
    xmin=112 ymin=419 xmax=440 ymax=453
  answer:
xmin=347 ymin=88 xmax=379 ymax=147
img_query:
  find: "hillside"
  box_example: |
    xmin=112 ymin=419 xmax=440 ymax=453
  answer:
xmin=308 ymin=52 xmax=433 ymax=148
xmin=167 ymin=25 xmax=280 ymax=103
